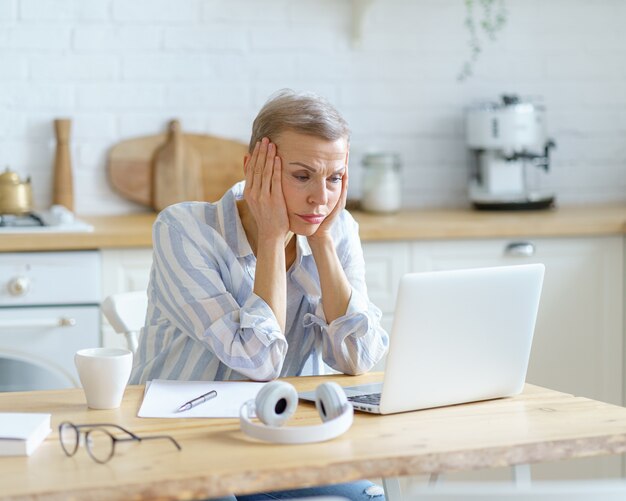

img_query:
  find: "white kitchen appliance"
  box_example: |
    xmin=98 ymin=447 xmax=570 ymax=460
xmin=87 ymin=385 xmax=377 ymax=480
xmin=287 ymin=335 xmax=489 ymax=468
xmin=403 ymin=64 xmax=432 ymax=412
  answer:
xmin=0 ymin=251 xmax=101 ymax=391
xmin=465 ymin=94 xmax=556 ymax=210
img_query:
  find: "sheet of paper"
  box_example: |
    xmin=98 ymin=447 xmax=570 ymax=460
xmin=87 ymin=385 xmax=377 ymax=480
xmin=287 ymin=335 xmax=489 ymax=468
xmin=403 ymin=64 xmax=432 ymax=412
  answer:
xmin=138 ymin=379 xmax=266 ymax=418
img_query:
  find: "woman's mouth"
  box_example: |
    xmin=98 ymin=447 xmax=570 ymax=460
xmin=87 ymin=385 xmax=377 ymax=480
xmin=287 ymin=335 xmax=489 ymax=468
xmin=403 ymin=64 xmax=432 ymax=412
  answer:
xmin=297 ymin=214 xmax=325 ymax=224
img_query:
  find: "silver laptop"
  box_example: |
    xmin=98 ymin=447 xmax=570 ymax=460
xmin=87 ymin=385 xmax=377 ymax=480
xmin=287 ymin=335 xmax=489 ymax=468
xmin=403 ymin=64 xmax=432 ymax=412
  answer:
xmin=300 ymin=263 xmax=544 ymax=414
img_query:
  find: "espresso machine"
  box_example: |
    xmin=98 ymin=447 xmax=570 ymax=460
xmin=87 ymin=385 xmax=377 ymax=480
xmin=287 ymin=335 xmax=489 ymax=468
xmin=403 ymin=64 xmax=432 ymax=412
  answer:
xmin=465 ymin=94 xmax=556 ymax=210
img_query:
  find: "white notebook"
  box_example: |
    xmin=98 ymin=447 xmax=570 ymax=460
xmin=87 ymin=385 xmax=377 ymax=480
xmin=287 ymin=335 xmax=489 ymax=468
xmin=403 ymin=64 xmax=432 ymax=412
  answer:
xmin=0 ymin=413 xmax=51 ymax=456
xmin=138 ymin=380 xmax=266 ymax=418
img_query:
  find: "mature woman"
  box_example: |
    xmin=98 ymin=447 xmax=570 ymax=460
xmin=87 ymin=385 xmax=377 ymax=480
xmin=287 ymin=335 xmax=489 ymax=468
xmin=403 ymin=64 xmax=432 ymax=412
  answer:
xmin=131 ymin=89 xmax=388 ymax=500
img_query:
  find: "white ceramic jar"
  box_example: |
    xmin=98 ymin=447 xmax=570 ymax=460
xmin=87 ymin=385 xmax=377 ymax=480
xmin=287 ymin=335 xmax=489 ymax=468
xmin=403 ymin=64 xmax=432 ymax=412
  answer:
xmin=360 ymin=153 xmax=402 ymax=213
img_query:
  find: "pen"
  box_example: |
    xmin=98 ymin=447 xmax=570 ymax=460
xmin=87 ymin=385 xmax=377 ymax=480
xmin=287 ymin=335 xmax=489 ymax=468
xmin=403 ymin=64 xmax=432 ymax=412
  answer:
xmin=175 ymin=389 xmax=218 ymax=413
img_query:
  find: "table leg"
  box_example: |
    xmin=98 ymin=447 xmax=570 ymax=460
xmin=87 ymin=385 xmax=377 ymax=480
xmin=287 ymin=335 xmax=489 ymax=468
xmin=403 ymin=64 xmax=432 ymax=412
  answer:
xmin=512 ymin=464 xmax=532 ymax=486
xmin=383 ymin=466 xmax=529 ymax=500
xmin=428 ymin=473 xmax=443 ymax=485
xmin=382 ymin=477 xmax=402 ymax=500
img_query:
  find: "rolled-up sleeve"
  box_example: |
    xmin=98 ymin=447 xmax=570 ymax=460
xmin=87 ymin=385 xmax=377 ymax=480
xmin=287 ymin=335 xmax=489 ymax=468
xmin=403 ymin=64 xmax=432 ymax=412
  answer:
xmin=152 ymin=213 xmax=288 ymax=381
xmin=303 ymin=214 xmax=389 ymax=375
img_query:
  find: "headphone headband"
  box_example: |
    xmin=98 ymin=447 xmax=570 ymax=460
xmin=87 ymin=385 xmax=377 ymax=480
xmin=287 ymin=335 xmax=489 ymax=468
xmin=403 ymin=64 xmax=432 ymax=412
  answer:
xmin=239 ymin=399 xmax=354 ymax=444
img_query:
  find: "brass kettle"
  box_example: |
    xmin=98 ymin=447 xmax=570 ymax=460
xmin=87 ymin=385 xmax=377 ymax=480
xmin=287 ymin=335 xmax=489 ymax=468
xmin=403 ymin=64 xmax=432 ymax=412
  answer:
xmin=0 ymin=168 xmax=33 ymax=215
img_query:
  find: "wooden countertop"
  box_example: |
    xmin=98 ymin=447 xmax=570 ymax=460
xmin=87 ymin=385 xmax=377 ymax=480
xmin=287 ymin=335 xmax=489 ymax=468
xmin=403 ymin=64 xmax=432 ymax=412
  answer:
xmin=1 ymin=205 xmax=625 ymax=252
xmin=0 ymin=214 xmax=156 ymax=252
xmin=355 ymin=204 xmax=626 ymax=241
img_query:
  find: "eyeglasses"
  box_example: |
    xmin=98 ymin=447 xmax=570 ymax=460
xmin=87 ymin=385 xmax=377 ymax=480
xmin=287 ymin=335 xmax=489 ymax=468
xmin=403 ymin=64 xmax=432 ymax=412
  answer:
xmin=58 ymin=421 xmax=181 ymax=464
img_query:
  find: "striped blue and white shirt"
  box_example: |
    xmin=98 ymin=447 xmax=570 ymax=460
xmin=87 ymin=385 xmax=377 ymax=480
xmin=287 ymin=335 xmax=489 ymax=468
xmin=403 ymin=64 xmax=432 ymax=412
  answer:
xmin=130 ymin=182 xmax=389 ymax=384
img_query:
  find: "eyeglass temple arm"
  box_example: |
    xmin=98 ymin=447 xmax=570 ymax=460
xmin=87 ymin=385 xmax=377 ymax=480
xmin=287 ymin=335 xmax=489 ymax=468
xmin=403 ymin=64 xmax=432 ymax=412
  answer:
xmin=114 ymin=435 xmax=181 ymax=450
xmin=134 ymin=434 xmax=182 ymax=450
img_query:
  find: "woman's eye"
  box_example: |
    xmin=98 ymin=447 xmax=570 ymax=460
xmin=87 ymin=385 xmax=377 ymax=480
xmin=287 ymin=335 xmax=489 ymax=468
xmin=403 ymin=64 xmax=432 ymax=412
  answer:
xmin=329 ymin=176 xmax=342 ymax=183
xmin=294 ymin=175 xmax=309 ymax=182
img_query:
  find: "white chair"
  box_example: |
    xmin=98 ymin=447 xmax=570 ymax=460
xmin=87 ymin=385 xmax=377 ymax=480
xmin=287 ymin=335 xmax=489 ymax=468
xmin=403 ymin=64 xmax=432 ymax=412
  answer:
xmin=404 ymin=479 xmax=626 ymax=500
xmin=101 ymin=291 xmax=147 ymax=353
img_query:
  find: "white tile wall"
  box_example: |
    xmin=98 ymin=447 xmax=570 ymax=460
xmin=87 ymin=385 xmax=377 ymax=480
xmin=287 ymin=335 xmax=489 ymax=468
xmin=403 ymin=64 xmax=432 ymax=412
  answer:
xmin=0 ymin=0 xmax=624 ymax=214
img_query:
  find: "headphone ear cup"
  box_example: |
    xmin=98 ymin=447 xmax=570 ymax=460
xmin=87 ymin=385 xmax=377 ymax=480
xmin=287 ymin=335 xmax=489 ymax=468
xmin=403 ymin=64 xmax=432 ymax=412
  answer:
xmin=254 ymin=381 xmax=298 ymax=427
xmin=315 ymin=382 xmax=348 ymax=422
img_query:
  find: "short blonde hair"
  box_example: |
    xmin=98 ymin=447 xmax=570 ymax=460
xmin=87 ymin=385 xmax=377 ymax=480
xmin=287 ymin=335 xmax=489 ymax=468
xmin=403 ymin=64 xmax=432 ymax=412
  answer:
xmin=248 ymin=89 xmax=350 ymax=153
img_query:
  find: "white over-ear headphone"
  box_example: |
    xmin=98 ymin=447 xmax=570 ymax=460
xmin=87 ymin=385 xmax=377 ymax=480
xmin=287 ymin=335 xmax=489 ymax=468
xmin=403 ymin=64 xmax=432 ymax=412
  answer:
xmin=239 ymin=381 xmax=354 ymax=444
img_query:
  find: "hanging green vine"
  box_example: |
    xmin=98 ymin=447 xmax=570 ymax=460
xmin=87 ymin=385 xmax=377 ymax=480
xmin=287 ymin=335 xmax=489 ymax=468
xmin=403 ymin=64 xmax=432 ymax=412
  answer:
xmin=458 ymin=0 xmax=508 ymax=82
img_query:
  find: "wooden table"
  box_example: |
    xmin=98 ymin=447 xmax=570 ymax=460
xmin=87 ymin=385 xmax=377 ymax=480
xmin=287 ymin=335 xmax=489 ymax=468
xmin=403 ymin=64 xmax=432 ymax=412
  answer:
xmin=3 ymin=373 xmax=626 ymax=500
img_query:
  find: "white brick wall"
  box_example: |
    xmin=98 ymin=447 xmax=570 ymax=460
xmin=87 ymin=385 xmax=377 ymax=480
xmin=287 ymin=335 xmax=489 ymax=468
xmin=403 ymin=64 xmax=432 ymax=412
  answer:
xmin=0 ymin=0 xmax=623 ymax=215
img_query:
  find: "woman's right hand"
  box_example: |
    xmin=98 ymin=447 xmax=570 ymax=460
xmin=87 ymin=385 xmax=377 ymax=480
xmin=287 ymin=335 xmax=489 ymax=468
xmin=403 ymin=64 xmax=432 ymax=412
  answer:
xmin=243 ymin=137 xmax=290 ymax=242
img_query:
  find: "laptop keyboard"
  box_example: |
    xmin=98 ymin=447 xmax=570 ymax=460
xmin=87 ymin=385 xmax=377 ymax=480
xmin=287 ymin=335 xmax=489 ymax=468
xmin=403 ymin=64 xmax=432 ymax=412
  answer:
xmin=347 ymin=393 xmax=381 ymax=406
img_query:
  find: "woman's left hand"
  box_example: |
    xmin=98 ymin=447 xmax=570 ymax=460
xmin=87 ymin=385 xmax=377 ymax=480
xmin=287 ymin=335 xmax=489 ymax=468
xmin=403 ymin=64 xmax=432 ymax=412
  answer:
xmin=308 ymin=167 xmax=349 ymax=244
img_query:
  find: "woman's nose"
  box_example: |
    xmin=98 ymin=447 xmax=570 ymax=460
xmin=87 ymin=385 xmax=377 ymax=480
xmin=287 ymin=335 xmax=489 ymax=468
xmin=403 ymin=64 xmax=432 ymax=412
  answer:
xmin=307 ymin=181 xmax=329 ymax=206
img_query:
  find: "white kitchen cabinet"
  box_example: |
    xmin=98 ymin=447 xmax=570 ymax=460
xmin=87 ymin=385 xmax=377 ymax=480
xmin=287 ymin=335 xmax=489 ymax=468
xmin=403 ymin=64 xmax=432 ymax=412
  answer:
xmin=362 ymin=242 xmax=410 ymax=371
xmin=409 ymin=236 xmax=624 ymax=408
xmin=100 ymin=248 xmax=153 ymax=349
xmin=363 ymin=235 xmax=623 ymax=481
xmin=362 ymin=241 xmax=411 ymax=315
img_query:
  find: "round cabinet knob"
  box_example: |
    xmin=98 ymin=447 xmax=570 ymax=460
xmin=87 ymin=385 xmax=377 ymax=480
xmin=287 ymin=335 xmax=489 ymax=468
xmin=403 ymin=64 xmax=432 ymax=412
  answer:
xmin=58 ymin=317 xmax=76 ymax=327
xmin=7 ymin=276 xmax=30 ymax=296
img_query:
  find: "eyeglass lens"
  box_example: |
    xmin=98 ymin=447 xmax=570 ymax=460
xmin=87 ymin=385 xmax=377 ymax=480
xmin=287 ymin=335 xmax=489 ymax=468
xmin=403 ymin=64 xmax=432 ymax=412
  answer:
xmin=85 ymin=429 xmax=115 ymax=464
xmin=59 ymin=422 xmax=80 ymax=457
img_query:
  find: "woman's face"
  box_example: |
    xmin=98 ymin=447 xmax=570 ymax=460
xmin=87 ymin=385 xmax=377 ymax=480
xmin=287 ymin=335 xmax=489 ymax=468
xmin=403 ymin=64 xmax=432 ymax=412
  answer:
xmin=273 ymin=130 xmax=348 ymax=236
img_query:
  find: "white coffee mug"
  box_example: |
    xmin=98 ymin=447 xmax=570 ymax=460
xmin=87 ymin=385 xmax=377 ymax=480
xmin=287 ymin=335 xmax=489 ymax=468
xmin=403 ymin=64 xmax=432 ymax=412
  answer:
xmin=75 ymin=348 xmax=133 ymax=410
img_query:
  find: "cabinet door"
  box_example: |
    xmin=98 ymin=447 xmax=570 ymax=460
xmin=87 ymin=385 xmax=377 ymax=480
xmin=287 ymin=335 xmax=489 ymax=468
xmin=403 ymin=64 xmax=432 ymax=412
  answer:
xmin=362 ymin=242 xmax=410 ymax=314
xmin=362 ymin=242 xmax=410 ymax=371
xmin=410 ymin=236 xmax=623 ymax=405
xmin=410 ymin=236 xmax=624 ymax=480
xmin=101 ymin=249 xmax=154 ymax=349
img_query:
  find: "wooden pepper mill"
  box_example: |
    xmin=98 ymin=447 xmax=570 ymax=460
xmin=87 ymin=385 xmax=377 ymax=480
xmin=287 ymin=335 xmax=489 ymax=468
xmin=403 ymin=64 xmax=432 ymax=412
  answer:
xmin=53 ymin=118 xmax=74 ymax=211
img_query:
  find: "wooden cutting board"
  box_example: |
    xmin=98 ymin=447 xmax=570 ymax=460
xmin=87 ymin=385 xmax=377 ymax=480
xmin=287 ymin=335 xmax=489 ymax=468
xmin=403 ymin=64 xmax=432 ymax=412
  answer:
xmin=107 ymin=122 xmax=248 ymax=210
xmin=152 ymin=120 xmax=204 ymax=211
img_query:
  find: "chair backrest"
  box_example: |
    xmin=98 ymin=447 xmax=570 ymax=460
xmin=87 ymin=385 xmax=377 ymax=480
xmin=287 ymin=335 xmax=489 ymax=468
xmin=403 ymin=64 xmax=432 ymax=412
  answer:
xmin=101 ymin=291 xmax=148 ymax=353
xmin=407 ymin=480 xmax=626 ymax=500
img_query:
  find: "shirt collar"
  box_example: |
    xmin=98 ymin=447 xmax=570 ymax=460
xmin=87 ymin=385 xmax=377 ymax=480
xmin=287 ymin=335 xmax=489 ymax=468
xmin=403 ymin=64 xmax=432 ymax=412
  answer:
xmin=296 ymin=234 xmax=312 ymax=258
xmin=218 ymin=181 xmax=253 ymax=258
